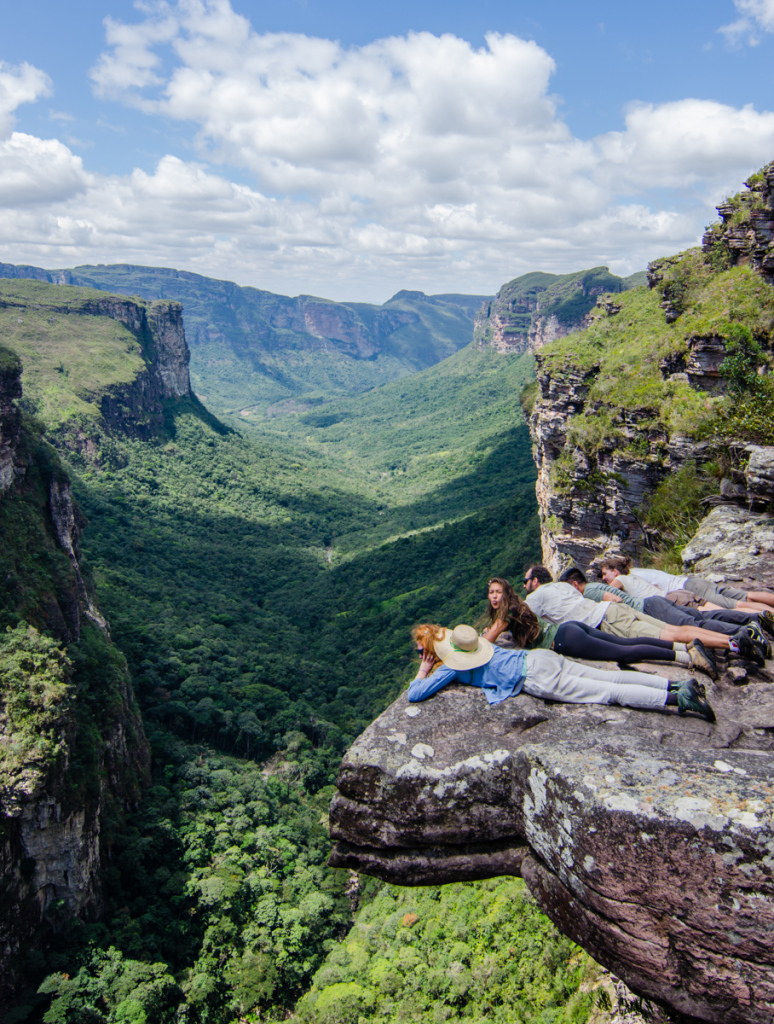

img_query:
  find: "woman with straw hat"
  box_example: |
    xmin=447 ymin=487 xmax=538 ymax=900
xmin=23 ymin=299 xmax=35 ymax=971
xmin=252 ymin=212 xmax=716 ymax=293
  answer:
xmin=409 ymin=623 xmax=715 ymax=721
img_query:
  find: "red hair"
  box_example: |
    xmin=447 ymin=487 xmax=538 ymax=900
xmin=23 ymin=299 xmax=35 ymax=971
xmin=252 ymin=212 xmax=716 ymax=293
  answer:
xmin=411 ymin=623 xmax=444 ymax=674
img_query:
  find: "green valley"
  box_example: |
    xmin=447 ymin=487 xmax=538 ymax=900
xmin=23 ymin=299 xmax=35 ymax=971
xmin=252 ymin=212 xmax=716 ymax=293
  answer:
xmin=1 ymin=275 xmax=595 ymax=1024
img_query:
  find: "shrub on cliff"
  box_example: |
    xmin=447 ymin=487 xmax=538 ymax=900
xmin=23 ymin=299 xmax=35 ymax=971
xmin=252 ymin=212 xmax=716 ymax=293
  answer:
xmin=0 ymin=623 xmax=72 ymax=789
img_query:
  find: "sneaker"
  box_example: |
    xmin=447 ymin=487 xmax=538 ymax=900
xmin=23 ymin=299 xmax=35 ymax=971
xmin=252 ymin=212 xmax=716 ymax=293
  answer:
xmin=677 ymin=679 xmax=716 ymax=723
xmin=742 ymin=623 xmax=772 ymax=659
xmin=759 ymin=609 xmax=774 ymax=637
xmin=688 ymin=639 xmax=718 ymax=680
xmin=734 ymin=632 xmax=766 ymax=668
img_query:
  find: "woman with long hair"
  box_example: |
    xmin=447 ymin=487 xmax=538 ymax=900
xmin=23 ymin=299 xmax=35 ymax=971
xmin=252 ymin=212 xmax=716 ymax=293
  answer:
xmin=410 ymin=623 xmax=715 ymax=720
xmin=481 ymin=576 xmax=711 ymax=675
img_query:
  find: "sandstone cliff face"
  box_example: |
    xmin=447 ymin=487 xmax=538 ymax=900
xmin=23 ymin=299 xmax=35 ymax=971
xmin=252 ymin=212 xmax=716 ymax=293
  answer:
xmin=529 ymin=349 xmax=718 ymax=575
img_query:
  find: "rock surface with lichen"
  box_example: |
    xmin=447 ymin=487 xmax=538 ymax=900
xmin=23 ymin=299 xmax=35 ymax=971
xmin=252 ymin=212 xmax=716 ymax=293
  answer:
xmin=329 ymin=642 xmax=774 ymax=1024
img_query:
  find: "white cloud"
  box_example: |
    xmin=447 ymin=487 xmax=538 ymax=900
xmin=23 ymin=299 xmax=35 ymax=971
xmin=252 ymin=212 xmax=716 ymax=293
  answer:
xmin=721 ymin=0 xmax=774 ymax=44
xmin=0 ymin=134 xmax=89 ymax=207
xmin=1 ymin=3 xmax=773 ymax=300
xmin=0 ymin=62 xmax=52 ymax=138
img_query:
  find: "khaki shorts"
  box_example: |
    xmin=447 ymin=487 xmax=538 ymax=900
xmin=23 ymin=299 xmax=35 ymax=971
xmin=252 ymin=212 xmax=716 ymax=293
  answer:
xmin=600 ymin=602 xmax=664 ymax=639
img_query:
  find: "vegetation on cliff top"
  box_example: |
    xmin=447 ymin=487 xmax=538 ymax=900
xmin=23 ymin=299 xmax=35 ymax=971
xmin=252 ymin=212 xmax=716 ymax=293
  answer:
xmin=538 ymin=166 xmax=774 ymax=450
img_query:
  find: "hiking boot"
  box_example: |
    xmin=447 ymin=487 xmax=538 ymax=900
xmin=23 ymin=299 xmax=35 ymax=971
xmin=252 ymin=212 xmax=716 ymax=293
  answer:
xmin=742 ymin=622 xmax=772 ymax=659
xmin=688 ymin=639 xmax=718 ymax=679
xmin=734 ymin=632 xmax=766 ymax=667
xmin=677 ymin=679 xmax=716 ymax=723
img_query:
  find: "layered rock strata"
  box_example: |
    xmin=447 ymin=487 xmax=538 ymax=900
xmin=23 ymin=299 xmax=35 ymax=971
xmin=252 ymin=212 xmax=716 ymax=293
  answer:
xmin=702 ymin=163 xmax=774 ymax=279
xmin=329 ymin=652 xmax=774 ymax=1024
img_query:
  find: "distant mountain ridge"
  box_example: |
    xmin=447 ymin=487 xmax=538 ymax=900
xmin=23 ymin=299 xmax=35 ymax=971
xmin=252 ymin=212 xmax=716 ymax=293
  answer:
xmin=0 ymin=262 xmax=491 ymax=414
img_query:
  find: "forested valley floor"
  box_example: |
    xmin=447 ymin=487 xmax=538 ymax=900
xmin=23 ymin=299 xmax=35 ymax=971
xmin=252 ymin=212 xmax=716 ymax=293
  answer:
xmin=6 ymin=336 xmax=602 ymax=1024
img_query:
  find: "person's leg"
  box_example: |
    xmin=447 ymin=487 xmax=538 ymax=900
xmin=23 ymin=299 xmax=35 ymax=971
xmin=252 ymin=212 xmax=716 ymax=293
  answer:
xmin=745 ymin=591 xmax=774 ymax=608
xmin=553 ymin=622 xmax=678 ymax=664
xmin=657 ymin=624 xmax=730 ymax=649
xmin=698 ymin=608 xmax=759 ymax=626
xmin=642 ymin=596 xmax=738 ymax=632
xmin=522 ymin=650 xmax=668 ymax=708
xmin=683 ymin=576 xmax=738 ymax=609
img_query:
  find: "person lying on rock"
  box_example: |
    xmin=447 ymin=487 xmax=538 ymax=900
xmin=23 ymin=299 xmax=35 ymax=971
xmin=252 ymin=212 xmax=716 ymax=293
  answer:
xmin=523 ymin=566 xmax=767 ymax=675
xmin=609 ymin=558 xmax=774 ymax=617
xmin=410 ymin=623 xmax=715 ymax=721
xmin=562 ymin=565 xmax=771 ymax=663
xmin=481 ymin=575 xmax=719 ymax=673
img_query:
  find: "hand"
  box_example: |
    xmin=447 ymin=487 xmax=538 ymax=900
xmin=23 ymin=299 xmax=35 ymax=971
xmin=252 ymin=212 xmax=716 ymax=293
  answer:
xmin=418 ymin=650 xmax=436 ymax=677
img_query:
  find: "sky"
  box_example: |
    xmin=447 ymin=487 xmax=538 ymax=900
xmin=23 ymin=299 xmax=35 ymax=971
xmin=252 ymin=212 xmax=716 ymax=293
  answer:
xmin=2 ymin=0 xmax=774 ymax=303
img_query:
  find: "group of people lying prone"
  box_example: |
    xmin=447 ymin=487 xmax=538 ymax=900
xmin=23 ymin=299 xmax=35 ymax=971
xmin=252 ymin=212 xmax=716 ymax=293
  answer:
xmin=409 ymin=559 xmax=774 ymax=723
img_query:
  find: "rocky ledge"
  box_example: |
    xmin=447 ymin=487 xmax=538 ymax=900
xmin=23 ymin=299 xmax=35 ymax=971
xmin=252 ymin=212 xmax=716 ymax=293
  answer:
xmin=329 ymin=632 xmax=774 ymax=1024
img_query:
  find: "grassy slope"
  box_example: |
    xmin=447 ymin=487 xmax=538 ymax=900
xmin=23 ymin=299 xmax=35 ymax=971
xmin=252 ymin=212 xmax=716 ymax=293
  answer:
xmin=0 ymin=280 xmax=145 ymax=428
xmin=540 ymin=257 xmax=774 ymax=440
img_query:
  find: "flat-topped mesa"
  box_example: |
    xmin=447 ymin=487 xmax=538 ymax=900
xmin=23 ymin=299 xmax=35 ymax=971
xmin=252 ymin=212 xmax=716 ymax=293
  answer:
xmin=85 ymin=296 xmax=193 ymax=436
xmin=328 ymin=653 xmax=774 ymax=1024
xmin=474 ymin=267 xmax=628 ymax=355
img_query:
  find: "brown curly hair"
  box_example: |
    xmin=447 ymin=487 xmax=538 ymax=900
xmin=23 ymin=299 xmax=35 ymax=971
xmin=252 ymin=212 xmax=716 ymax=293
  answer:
xmin=484 ymin=577 xmax=542 ymax=647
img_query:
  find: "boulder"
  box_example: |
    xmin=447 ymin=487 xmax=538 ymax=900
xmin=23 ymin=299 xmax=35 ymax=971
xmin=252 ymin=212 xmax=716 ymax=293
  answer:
xmin=329 ymin=658 xmax=774 ymax=1024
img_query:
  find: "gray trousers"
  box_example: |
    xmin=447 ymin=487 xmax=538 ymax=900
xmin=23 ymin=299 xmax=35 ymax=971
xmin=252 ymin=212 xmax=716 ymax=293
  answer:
xmin=524 ymin=649 xmax=668 ymax=709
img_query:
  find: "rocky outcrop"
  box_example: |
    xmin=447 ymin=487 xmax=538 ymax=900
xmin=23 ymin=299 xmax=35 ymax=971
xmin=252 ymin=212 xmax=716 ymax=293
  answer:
xmin=529 ymin=353 xmax=714 ymax=575
xmin=702 ymin=163 xmax=774 ymax=280
xmin=49 ymin=478 xmax=109 ymax=635
xmin=329 ymin=647 xmax=774 ymax=1024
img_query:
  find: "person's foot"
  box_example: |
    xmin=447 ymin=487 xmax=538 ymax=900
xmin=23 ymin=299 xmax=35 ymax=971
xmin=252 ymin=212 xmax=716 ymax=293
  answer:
xmin=677 ymin=678 xmax=716 ymax=723
xmin=758 ymin=609 xmax=774 ymax=637
xmin=741 ymin=622 xmax=772 ymax=659
xmin=733 ymin=632 xmax=767 ymax=667
xmin=688 ymin=638 xmax=718 ymax=679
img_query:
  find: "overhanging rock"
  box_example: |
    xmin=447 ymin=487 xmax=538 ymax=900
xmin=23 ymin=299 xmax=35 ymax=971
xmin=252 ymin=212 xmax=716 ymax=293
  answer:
xmin=329 ymin=671 xmax=774 ymax=1024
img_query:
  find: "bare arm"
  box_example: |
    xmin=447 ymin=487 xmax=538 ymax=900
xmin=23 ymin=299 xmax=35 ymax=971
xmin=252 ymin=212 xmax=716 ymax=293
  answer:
xmin=482 ymin=618 xmax=508 ymax=642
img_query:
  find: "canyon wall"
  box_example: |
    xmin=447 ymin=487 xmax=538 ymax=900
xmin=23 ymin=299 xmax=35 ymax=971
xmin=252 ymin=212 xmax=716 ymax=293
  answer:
xmin=0 ymin=289 xmax=176 ymax=1007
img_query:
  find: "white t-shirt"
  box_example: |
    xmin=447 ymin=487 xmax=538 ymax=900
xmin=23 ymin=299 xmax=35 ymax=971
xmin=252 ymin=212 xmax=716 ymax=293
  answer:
xmin=630 ymin=568 xmax=689 ymax=592
xmin=615 ymin=575 xmax=664 ymax=600
xmin=526 ymin=582 xmax=607 ymax=628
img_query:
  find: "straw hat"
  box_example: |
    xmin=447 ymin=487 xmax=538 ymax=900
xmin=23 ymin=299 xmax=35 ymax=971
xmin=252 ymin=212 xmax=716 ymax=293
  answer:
xmin=435 ymin=625 xmax=494 ymax=670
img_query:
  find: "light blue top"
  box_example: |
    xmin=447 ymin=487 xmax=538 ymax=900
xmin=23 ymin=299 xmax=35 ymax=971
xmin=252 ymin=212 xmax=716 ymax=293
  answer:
xmin=408 ymin=646 xmax=528 ymax=705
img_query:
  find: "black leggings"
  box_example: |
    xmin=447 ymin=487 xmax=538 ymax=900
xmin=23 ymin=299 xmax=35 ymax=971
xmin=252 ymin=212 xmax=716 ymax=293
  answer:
xmin=552 ymin=621 xmax=676 ymax=665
